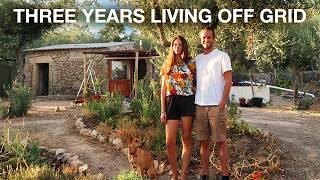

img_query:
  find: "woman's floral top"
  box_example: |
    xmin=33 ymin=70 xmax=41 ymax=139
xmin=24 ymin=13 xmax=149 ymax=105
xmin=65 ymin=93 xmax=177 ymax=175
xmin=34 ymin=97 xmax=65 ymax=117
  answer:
xmin=165 ymin=60 xmax=196 ymax=96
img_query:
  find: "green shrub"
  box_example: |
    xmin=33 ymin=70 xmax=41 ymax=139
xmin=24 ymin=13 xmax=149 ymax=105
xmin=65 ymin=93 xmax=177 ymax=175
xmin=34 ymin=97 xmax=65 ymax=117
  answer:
xmin=228 ymin=95 xmax=240 ymax=121
xmin=0 ymin=103 xmax=9 ymax=119
xmin=7 ymin=84 xmax=32 ymax=117
xmin=130 ymin=98 xmax=142 ymax=114
xmin=132 ymin=79 xmax=161 ymax=126
xmin=275 ymin=70 xmax=292 ymax=88
xmin=84 ymin=90 xmax=124 ymax=123
xmin=7 ymin=165 xmax=99 ymax=179
xmin=297 ymin=97 xmax=314 ymax=110
xmin=115 ymin=169 xmax=142 ymax=180
xmin=227 ymin=96 xmax=257 ymax=136
xmin=0 ymin=124 xmax=47 ymax=178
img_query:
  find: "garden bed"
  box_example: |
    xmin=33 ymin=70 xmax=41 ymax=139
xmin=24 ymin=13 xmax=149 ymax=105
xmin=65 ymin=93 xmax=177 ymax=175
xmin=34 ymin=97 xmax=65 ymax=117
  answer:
xmin=76 ymin=79 xmax=286 ymax=179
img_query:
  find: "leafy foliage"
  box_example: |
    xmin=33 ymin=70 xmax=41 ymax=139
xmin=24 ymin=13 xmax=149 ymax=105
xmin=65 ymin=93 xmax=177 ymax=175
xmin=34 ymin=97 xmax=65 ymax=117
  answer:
xmin=297 ymin=97 xmax=314 ymax=110
xmin=31 ymin=24 xmax=100 ymax=48
xmin=84 ymin=91 xmax=124 ymax=128
xmin=115 ymin=169 xmax=141 ymax=180
xmin=7 ymin=83 xmax=32 ymax=117
xmin=130 ymin=79 xmax=161 ymax=126
xmin=0 ymin=102 xmax=9 ymax=119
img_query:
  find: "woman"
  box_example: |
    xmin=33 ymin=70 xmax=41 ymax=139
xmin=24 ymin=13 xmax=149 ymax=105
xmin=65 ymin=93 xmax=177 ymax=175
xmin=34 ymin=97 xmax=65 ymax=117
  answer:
xmin=160 ymin=36 xmax=196 ymax=180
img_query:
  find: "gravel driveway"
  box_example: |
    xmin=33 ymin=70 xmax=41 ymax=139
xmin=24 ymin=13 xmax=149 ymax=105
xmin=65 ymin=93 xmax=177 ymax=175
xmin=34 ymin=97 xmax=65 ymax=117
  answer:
xmin=240 ymin=107 xmax=320 ymax=179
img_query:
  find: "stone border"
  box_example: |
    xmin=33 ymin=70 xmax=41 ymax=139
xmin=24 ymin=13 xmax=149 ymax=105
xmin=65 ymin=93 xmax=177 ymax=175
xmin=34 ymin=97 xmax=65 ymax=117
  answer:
xmin=38 ymin=146 xmax=89 ymax=173
xmin=75 ymin=117 xmax=170 ymax=175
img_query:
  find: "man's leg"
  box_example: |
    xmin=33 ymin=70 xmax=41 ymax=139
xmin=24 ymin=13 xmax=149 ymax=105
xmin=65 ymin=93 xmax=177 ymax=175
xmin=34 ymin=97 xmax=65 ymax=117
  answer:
xmin=200 ymin=140 xmax=210 ymax=176
xmin=166 ymin=120 xmax=180 ymax=179
xmin=217 ymin=141 xmax=229 ymax=176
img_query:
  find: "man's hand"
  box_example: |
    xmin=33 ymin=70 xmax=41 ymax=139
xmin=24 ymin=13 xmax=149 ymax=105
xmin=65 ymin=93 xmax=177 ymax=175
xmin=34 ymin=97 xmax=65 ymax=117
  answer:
xmin=218 ymin=101 xmax=227 ymax=110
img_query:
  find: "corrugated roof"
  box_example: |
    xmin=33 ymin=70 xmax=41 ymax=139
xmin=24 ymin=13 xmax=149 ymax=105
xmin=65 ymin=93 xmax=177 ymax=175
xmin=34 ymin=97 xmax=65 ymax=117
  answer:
xmin=24 ymin=42 xmax=135 ymax=52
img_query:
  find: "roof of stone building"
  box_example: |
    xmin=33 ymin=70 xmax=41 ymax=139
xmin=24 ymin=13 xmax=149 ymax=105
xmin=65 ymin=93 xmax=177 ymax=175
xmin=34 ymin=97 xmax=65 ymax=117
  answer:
xmin=24 ymin=42 xmax=135 ymax=52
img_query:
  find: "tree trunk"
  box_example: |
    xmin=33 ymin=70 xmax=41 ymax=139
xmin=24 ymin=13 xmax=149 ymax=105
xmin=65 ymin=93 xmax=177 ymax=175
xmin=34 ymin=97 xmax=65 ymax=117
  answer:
xmin=153 ymin=2 xmax=170 ymax=47
xmin=14 ymin=47 xmax=24 ymax=86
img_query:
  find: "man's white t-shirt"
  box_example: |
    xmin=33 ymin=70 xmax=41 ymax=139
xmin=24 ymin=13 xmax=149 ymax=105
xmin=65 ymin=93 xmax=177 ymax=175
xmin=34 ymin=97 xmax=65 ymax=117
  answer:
xmin=195 ymin=49 xmax=232 ymax=106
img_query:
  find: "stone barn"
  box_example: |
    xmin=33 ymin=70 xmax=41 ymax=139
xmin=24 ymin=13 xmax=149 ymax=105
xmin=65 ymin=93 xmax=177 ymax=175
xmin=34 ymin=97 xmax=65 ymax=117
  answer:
xmin=24 ymin=42 xmax=159 ymax=98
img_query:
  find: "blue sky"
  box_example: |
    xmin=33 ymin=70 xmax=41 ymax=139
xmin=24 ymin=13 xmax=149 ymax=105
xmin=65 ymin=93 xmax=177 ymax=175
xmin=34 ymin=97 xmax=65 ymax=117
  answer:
xmin=84 ymin=0 xmax=117 ymax=34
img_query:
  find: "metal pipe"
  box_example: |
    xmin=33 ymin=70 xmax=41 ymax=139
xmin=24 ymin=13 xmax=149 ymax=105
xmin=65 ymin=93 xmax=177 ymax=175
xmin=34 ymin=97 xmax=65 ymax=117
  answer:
xmin=243 ymin=81 xmax=315 ymax=98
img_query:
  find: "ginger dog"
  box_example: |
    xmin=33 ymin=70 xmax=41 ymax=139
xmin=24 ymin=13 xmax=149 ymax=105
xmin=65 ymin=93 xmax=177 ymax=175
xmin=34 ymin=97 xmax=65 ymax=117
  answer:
xmin=128 ymin=137 xmax=141 ymax=170
xmin=128 ymin=137 xmax=158 ymax=179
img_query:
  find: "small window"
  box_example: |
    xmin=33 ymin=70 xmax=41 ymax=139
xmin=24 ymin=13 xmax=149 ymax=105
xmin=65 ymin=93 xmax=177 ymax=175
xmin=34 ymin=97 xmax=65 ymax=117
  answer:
xmin=111 ymin=61 xmax=130 ymax=80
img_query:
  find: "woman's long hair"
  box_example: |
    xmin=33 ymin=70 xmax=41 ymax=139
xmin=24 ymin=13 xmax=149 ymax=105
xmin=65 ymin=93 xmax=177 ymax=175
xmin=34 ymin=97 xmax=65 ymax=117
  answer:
xmin=161 ymin=36 xmax=191 ymax=76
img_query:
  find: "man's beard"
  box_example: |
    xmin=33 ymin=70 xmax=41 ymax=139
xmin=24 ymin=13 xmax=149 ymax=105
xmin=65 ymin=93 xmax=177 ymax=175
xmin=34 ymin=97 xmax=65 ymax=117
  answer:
xmin=203 ymin=43 xmax=214 ymax=50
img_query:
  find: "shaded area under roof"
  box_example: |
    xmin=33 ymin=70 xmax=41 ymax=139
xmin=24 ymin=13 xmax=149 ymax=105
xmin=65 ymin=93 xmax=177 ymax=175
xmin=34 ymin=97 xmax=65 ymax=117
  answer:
xmin=24 ymin=42 xmax=135 ymax=52
xmin=83 ymin=49 xmax=159 ymax=58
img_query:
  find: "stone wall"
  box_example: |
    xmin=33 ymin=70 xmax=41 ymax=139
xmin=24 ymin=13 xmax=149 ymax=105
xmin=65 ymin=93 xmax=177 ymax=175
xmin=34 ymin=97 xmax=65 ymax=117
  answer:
xmin=25 ymin=49 xmax=108 ymax=97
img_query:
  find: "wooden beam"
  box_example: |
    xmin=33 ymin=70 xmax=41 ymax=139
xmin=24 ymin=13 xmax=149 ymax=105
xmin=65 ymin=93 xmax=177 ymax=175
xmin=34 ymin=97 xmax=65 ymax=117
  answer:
xmin=134 ymin=51 xmax=139 ymax=98
xmin=83 ymin=54 xmax=87 ymax=98
xmin=103 ymin=56 xmax=158 ymax=60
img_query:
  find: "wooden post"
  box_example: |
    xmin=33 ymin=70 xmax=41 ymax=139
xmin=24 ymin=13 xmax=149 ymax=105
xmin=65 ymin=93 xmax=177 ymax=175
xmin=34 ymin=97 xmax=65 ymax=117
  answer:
xmin=134 ymin=51 xmax=139 ymax=98
xmin=83 ymin=54 xmax=88 ymax=98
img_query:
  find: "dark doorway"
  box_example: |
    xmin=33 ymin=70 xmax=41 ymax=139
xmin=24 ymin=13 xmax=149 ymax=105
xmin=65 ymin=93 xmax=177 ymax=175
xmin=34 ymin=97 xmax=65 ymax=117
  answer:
xmin=37 ymin=63 xmax=49 ymax=96
xmin=0 ymin=64 xmax=12 ymax=97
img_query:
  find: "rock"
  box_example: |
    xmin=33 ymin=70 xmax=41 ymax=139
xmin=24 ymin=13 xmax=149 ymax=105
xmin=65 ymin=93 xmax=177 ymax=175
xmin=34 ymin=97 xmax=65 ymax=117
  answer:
xmin=70 ymin=159 xmax=83 ymax=167
xmin=21 ymin=139 xmax=28 ymax=147
xmin=55 ymin=106 xmax=61 ymax=112
xmin=78 ymin=164 xmax=88 ymax=172
xmin=112 ymin=138 xmax=124 ymax=150
xmin=154 ymin=160 xmax=159 ymax=170
xmin=98 ymin=135 xmax=106 ymax=142
xmin=39 ymin=146 xmax=49 ymax=152
xmin=55 ymin=148 xmax=67 ymax=156
xmin=121 ymin=148 xmax=128 ymax=155
xmin=158 ymin=162 xmax=166 ymax=175
xmin=90 ymin=130 xmax=98 ymax=137
xmin=109 ymin=136 xmax=114 ymax=143
xmin=80 ymin=129 xmax=91 ymax=136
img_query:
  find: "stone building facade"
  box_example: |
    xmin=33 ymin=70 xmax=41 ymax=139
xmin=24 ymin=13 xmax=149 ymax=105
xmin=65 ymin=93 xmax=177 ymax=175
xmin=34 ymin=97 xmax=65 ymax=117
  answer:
xmin=24 ymin=42 xmax=157 ymax=98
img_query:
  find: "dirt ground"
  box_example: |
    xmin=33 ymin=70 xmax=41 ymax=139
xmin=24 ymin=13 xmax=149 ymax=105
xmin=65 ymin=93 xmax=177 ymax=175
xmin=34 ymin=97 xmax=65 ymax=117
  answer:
xmin=240 ymin=95 xmax=320 ymax=179
xmin=2 ymin=97 xmax=320 ymax=179
xmin=0 ymin=100 xmax=130 ymax=179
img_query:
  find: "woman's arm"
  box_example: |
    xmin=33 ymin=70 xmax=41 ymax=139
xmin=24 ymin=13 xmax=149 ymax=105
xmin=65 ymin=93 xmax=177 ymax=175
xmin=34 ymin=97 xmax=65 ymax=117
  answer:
xmin=160 ymin=75 xmax=167 ymax=123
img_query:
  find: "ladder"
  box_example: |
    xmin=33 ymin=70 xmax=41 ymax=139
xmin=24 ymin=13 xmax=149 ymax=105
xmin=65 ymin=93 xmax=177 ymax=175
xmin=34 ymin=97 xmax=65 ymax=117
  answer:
xmin=75 ymin=59 xmax=101 ymax=102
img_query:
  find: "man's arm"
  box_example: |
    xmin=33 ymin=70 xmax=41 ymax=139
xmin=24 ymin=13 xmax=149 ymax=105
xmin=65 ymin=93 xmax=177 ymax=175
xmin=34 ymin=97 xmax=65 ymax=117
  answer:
xmin=219 ymin=71 xmax=232 ymax=109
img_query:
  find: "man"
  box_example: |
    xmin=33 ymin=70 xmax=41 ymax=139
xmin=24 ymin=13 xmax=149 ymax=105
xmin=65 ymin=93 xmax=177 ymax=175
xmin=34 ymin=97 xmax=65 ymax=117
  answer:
xmin=194 ymin=26 xmax=232 ymax=180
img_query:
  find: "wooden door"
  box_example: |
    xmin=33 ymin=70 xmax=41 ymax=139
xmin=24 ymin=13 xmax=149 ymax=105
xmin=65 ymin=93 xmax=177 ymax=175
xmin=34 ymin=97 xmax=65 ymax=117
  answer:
xmin=109 ymin=60 xmax=133 ymax=97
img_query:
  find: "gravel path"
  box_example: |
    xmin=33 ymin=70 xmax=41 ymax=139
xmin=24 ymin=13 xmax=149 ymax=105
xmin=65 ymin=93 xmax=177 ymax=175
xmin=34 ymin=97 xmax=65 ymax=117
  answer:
xmin=240 ymin=107 xmax=320 ymax=179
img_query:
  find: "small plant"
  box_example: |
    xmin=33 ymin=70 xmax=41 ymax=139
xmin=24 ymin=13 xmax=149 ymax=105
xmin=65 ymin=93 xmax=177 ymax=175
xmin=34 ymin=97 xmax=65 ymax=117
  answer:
xmin=147 ymin=126 xmax=166 ymax=158
xmin=115 ymin=118 xmax=140 ymax=144
xmin=6 ymin=165 xmax=96 ymax=179
xmin=96 ymin=122 xmax=113 ymax=137
xmin=132 ymin=79 xmax=161 ymax=126
xmin=228 ymin=95 xmax=240 ymax=121
xmin=275 ymin=70 xmax=292 ymax=89
xmin=115 ymin=169 xmax=142 ymax=180
xmin=297 ymin=97 xmax=314 ymax=110
xmin=227 ymin=96 xmax=257 ymax=136
xmin=130 ymin=98 xmax=142 ymax=114
xmin=7 ymin=84 xmax=32 ymax=117
xmin=0 ymin=103 xmax=9 ymax=119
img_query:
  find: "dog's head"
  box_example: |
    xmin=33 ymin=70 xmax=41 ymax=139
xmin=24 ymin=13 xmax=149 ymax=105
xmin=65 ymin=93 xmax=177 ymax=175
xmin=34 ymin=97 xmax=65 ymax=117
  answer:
xmin=128 ymin=137 xmax=143 ymax=155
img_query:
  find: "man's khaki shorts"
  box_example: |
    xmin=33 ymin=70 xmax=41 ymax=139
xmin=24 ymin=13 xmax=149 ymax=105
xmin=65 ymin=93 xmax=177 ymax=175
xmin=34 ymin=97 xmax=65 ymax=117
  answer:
xmin=194 ymin=105 xmax=227 ymax=142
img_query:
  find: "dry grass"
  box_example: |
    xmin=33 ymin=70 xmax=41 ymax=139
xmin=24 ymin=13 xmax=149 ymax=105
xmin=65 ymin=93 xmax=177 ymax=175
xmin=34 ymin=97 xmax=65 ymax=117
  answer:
xmin=96 ymin=122 xmax=113 ymax=137
xmin=114 ymin=119 xmax=141 ymax=145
